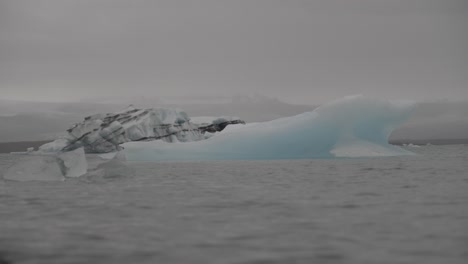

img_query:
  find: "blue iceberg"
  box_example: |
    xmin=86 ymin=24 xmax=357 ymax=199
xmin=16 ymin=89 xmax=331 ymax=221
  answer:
xmin=122 ymin=96 xmax=416 ymax=161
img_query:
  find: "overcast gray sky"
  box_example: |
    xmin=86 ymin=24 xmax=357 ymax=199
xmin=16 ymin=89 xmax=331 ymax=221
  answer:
xmin=0 ymin=0 xmax=467 ymax=104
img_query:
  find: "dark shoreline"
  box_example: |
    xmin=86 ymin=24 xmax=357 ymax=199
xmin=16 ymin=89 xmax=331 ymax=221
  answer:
xmin=389 ymin=138 xmax=468 ymax=146
xmin=0 ymin=141 xmax=51 ymax=153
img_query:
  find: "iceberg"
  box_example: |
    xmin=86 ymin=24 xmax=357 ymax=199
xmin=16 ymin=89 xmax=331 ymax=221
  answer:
xmin=56 ymin=148 xmax=88 ymax=177
xmin=3 ymin=155 xmax=65 ymax=181
xmin=39 ymin=106 xmax=244 ymax=154
xmin=84 ymin=152 xmax=135 ymax=181
xmin=3 ymin=148 xmax=88 ymax=181
xmin=122 ymin=96 xmax=416 ymax=161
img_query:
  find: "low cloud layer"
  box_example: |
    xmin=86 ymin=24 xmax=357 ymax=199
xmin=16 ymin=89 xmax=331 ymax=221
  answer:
xmin=1 ymin=0 xmax=467 ymax=103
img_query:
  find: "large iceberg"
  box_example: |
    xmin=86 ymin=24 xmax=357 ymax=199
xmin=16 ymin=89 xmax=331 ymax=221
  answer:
xmin=39 ymin=106 xmax=244 ymax=153
xmin=122 ymin=96 xmax=416 ymax=161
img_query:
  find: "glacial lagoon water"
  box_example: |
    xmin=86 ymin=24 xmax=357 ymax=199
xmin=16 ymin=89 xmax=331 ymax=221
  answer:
xmin=1 ymin=145 xmax=467 ymax=264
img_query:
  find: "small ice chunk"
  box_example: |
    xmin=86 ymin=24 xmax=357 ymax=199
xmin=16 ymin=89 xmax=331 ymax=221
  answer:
xmin=85 ymin=152 xmax=134 ymax=180
xmin=3 ymin=155 xmax=64 ymax=181
xmin=57 ymin=147 xmax=88 ymax=178
xmin=98 ymin=152 xmax=118 ymax=160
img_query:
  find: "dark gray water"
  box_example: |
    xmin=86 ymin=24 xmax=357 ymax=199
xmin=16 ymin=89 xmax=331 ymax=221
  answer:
xmin=1 ymin=145 xmax=467 ymax=264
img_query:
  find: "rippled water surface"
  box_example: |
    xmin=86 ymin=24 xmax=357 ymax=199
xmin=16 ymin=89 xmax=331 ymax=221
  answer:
xmin=1 ymin=145 xmax=468 ymax=264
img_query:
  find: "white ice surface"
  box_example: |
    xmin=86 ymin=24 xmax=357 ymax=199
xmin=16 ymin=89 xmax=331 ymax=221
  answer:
xmin=57 ymin=148 xmax=88 ymax=178
xmin=98 ymin=152 xmax=118 ymax=160
xmin=39 ymin=138 xmax=69 ymax=153
xmin=331 ymin=140 xmax=415 ymax=158
xmin=85 ymin=152 xmax=134 ymax=180
xmin=3 ymin=155 xmax=64 ymax=181
xmin=122 ymin=96 xmax=416 ymax=161
xmin=3 ymin=148 xmax=88 ymax=181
